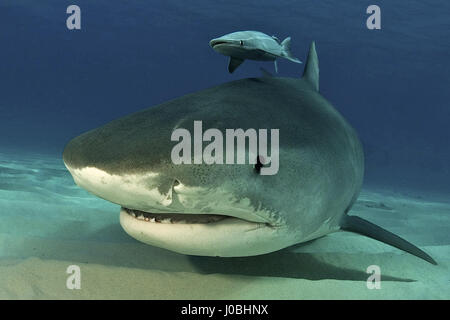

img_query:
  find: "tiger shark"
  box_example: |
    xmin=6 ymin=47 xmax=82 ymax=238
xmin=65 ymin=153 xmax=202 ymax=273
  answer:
xmin=210 ymin=31 xmax=302 ymax=73
xmin=63 ymin=42 xmax=436 ymax=264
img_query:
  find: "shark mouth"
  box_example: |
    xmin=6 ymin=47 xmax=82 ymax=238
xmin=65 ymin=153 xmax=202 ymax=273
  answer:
xmin=124 ymin=207 xmax=227 ymax=224
xmin=119 ymin=206 xmax=290 ymax=257
xmin=210 ymin=40 xmax=232 ymax=48
xmin=123 ymin=207 xmax=273 ymax=226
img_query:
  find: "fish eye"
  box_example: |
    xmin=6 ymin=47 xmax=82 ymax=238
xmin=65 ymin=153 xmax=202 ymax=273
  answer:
xmin=254 ymin=155 xmax=264 ymax=174
xmin=240 ymin=40 xmax=244 ymax=46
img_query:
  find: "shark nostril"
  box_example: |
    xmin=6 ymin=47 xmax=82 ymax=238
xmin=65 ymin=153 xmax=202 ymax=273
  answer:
xmin=173 ymin=179 xmax=180 ymax=186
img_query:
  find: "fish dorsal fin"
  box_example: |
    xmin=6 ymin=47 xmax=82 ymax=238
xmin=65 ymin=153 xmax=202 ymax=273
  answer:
xmin=302 ymin=41 xmax=319 ymax=92
xmin=228 ymin=57 xmax=244 ymax=73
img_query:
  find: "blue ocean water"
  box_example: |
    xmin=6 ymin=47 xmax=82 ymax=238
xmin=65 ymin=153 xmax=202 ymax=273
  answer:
xmin=1 ymin=0 xmax=449 ymax=196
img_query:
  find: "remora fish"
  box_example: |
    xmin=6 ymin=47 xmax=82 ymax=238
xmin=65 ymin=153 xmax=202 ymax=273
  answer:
xmin=210 ymin=30 xmax=302 ymax=73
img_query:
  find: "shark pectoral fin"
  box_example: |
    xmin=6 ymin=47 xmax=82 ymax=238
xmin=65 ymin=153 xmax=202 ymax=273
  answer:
xmin=302 ymin=41 xmax=319 ymax=92
xmin=228 ymin=57 xmax=244 ymax=73
xmin=341 ymin=215 xmax=437 ymax=265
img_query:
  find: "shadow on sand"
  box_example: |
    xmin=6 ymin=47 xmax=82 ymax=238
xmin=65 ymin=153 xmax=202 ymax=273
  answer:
xmin=7 ymin=223 xmax=416 ymax=283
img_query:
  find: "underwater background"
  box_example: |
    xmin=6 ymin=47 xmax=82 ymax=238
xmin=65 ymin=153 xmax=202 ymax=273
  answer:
xmin=2 ymin=0 xmax=450 ymax=195
xmin=0 ymin=0 xmax=449 ymax=299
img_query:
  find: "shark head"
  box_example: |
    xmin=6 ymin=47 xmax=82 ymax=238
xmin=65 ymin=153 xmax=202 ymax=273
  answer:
xmin=210 ymin=32 xmax=252 ymax=56
xmin=62 ymin=82 xmax=310 ymax=257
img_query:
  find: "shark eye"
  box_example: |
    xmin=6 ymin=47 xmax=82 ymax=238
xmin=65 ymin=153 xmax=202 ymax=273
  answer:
xmin=254 ymin=155 xmax=264 ymax=174
xmin=240 ymin=40 xmax=244 ymax=46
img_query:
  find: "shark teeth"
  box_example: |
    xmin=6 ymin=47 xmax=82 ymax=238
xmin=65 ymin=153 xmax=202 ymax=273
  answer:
xmin=123 ymin=207 xmax=228 ymax=224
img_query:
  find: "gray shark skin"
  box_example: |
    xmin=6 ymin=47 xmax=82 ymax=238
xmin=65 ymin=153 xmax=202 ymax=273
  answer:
xmin=63 ymin=42 xmax=436 ymax=264
xmin=210 ymin=30 xmax=302 ymax=73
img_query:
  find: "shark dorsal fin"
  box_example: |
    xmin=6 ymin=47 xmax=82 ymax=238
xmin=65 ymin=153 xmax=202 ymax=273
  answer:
xmin=302 ymin=41 xmax=319 ymax=92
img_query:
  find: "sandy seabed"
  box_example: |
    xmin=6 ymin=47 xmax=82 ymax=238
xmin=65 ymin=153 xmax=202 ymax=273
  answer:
xmin=0 ymin=152 xmax=449 ymax=299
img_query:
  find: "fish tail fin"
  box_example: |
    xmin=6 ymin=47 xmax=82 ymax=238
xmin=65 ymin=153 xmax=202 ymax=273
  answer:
xmin=341 ymin=215 xmax=437 ymax=265
xmin=281 ymin=37 xmax=302 ymax=64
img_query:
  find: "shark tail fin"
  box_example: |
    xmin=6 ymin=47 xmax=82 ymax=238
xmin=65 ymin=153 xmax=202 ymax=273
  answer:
xmin=341 ymin=215 xmax=437 ymax=265
xmin=302 ymin=41 xmax=319 ymax=92
xmin=281 ymin=37 xmax=302 ymax=64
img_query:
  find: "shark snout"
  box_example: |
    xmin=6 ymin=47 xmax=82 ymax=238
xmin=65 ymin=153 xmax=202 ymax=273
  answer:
xmin=62 ymin=132 xmax=183 ymax=212
xmin=209 ymin=38 xmax=242 ymax=53
xmin=209 ymin=38 xmax=229 ymax=48
xmin=64 ymin=166 xmax=176 ymax=211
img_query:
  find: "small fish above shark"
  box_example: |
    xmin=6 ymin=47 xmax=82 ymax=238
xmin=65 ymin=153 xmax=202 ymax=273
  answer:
xmin=210 ymin=30 xmax=302 ymax=73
